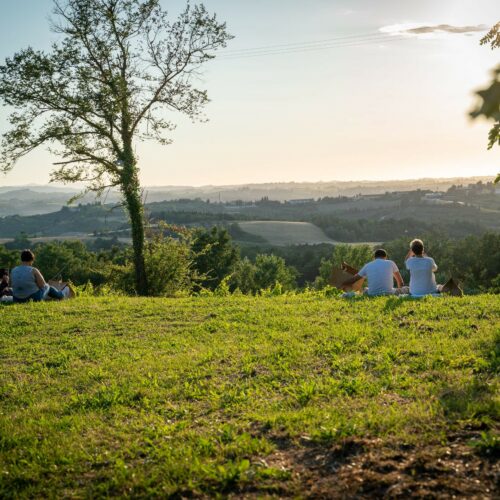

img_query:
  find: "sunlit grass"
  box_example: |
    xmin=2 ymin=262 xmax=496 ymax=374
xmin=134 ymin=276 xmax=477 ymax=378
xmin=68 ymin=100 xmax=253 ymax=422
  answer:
xmin=0 ymin=295 xmax=498 ymax=496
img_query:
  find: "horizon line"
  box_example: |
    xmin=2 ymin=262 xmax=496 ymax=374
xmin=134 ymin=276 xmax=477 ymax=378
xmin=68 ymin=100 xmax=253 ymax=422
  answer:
xmin=0 ymin=174 xmax=494 ymax=191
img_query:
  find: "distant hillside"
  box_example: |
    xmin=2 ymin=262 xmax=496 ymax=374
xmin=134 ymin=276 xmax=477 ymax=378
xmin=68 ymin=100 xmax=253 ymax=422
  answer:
xmin=237 ymin=221 xmax=335 ymax=246
xmin=0 ymin=176 xmax=494 ymax=215
xmin=0 ymin=184 xmax=498 ymax=241
xmin=144 ymin=176 xmax=495 ymax=202
xmin=0 ymin=188 xmax=120 ymax=216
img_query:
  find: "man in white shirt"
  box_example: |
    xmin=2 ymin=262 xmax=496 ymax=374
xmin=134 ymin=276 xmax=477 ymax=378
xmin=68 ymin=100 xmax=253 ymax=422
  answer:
xmin=405 ymin=239 xmax=439 ymax=296
xmin=342 ymin=249 xmax=404 ymax=296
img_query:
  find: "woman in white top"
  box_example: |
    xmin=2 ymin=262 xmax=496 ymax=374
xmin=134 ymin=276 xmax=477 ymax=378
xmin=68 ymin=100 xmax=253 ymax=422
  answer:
xmin=405 ymin=239 xmax=440 ymax=296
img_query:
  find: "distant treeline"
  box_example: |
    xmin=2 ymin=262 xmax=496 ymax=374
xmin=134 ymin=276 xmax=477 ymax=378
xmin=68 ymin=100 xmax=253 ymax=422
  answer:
xmin=310 ymin=215 xmax=486 ymax=242
xmin=0 ymin=183 xmax=499 ymax=240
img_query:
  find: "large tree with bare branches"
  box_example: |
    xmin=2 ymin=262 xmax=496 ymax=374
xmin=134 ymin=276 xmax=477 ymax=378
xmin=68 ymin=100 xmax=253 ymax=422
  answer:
xmin=0 ymin=0 xmax=231 ymax=294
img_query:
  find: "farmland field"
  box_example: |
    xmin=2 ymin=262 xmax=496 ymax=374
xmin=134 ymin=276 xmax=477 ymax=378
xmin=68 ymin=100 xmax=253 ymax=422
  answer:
xmin=237 ymin=221 xmax=336 ymax=245
xmin=0 ymin=295 xmax=498 ymax=497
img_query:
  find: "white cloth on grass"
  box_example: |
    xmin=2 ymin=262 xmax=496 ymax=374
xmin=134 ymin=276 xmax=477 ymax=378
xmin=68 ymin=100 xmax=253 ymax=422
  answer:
xmin=358 ymin=259 xmax=399 ymax=296
xmin=406 ymin=256 xmax=438 ymax=296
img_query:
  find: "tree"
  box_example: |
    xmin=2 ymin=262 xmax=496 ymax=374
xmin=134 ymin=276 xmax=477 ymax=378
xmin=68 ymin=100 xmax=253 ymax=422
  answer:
xmin=4 ymin=232 xmax=32 ymax=250
xmin=0 ymin=0 xmax=231 ymax=294
xmin=254 ymin=254 xmax=297 ymax=292
xmin=0 ymin=246 xmax=18 ymax=271
xmin=191 ymin=227 xmax=239 ymax=290
xmin=142 ymin=232 xmax=196 ymax=297
xmin=33 ymin=240 xmax=107 ymax=285
xmin=229 ymin=257 xmax=257 ymax=294
xmin=470 ymin=22 xmax=500 ymax=183
xmin=228 ymin=254 xmax=297 ymax=294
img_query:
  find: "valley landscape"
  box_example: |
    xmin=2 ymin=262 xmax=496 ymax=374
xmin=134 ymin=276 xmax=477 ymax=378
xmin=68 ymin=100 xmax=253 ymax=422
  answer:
xmin=1 ymin=177 xmax=499 ymax=246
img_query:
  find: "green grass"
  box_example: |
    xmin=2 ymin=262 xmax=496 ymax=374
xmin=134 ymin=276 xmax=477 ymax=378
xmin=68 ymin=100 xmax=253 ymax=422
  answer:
xmin=237 ymin=221 xmax=335 ymax=245
xmin=0 ymin=295 xmax=498 ymax=497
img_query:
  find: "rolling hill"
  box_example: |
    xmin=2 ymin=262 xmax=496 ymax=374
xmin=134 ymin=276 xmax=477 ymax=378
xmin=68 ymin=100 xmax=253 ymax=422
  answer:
xmin=237 ymin=221 xmax=336 ymax=245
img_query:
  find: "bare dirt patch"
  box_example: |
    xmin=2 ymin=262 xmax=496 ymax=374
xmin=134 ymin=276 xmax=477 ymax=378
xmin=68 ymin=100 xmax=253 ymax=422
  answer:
xmin=243 ymin=431 xmax=499 ymax=498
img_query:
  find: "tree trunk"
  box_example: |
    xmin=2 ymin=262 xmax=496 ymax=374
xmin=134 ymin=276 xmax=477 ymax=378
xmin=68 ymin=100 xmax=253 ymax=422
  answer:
xmin=123 ymin=182 xmax=148 ymax=296
xmin=121 ymin=145 xmax=148 ymax=296
xmin=119 ymin=80 xmax=148 ymax=294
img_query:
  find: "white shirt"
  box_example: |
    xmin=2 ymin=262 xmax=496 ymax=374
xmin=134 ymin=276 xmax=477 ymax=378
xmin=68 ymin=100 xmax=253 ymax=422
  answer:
xmin=406 ymin=256 xmax=438 ymax=295
xmin=358 ymin=259 xmax=399 ymax=296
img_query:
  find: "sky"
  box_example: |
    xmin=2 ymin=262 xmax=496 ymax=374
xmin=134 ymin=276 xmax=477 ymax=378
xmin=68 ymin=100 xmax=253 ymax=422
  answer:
xmin=0 ymin=0 xmax=498 ymax=187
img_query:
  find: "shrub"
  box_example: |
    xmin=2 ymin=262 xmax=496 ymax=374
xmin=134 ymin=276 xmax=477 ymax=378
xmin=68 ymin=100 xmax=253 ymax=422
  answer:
xmin=33 ymin=241 xmax=108 ymax=285
xmin=230 ymin=254 xmax=297 ymax=294
xmin=229 ymin=258 xmax=257 ymax=294
xmin=144 ymin=233 xmax=197 ymax=296
xmin=191 ymin=227 xmax=239 ymax=290
xmin=254 ymin=254 xmax=297 ymax=291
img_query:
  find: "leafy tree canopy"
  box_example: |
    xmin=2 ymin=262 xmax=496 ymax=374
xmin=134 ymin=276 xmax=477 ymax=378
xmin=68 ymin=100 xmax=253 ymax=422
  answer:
xmin=471 ymin=22 xmax=500 ymax=182
xmin=0 ymin=0 xmax=232 ymax=294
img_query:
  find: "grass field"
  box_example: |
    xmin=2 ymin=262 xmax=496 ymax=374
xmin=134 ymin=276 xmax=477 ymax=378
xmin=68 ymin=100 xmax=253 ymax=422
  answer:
xmin=237 ymin=221 xmax=335 ymax=246
xmin=0 ymin=295 xmax=498 ymax=497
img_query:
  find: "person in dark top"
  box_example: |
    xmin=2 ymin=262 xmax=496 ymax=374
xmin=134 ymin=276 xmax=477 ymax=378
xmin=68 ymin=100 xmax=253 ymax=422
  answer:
xmin=0 ymin=269 xmax=12 ymax=297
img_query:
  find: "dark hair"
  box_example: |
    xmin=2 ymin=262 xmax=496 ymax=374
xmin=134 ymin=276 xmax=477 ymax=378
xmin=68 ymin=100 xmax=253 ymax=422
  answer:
xmin=410 ymin=239 xmax=424 ymax=256
xmin=374 ymin=248 xmax=387 ymax=259
xmin=20 ymin=249 xmax=35 ymax=262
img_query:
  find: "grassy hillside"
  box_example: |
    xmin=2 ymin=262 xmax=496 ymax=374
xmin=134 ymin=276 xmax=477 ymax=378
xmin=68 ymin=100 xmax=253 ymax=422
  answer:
xmin=237 ymin=221 xmax=335 ymax=246
xmin=0 ymin=295 xmax=498 ymax=498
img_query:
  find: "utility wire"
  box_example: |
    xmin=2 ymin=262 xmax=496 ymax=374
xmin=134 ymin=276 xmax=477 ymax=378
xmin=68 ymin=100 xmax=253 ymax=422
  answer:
xmin=217 ymin=35 xmax=407 ymax=60
xmin=221 ymin=31 xmax=392 ymax=54
xmin=217 ymin=36 xmax=405 ymax=60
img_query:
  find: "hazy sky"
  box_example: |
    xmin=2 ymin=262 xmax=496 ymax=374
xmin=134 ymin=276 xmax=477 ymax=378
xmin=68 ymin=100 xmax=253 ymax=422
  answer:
xmin=0 ymin=0 xmax=498 ymax=186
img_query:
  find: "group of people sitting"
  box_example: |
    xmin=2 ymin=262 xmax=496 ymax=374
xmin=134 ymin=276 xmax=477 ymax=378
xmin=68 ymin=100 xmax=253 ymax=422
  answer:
xmin=342 ymin=238 xmax=445 ymax=297
xmin=0 ymin=250 xmax=71 ymax=303
xmin=0 ymin=240 xmax=452 ymax=303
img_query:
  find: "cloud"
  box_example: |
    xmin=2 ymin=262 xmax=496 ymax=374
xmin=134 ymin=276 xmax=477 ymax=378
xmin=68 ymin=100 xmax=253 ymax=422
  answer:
xmin=406 ymin=24 xmax=488 ymax=35
xmin=380 ymin=23 xmax=488 ymax=38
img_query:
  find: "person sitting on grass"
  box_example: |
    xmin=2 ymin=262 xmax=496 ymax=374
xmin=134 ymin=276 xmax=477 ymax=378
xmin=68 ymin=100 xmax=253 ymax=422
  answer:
xmin=405 ymin=239 xmax=441 ymax=296
xmin=11 ymin=249 xmax=66 ymax=303
xmin=342 ymin=248 xmax=405 ymax=296
xmin=0 ymin=269 xmax=12 ymax=297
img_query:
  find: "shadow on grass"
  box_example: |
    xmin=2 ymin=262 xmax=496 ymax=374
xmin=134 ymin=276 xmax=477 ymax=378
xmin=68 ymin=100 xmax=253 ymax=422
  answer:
xmin=381 ymin=294 xmax=441 ymax=312
xmin=247 ymin=329 xmax=500 ymax=498
xmin=383 ymin=296 xmax=413 ymax=312
xmin=438 ymin=328 xmax=499 ymax=456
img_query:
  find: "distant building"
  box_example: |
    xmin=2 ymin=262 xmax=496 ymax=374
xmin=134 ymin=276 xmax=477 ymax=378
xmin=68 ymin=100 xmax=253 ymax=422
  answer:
xmin=422 ymin=198 xmax=461 ymax=206
xmin=225 ymin=204 xmax=256 ymax=211
xmin=423 ymin=192 xmax=443 ymax=200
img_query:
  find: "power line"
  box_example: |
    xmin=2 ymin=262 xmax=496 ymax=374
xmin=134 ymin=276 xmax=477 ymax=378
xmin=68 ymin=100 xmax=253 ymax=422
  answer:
xmin=217 ymin=35 xmax=405 ymax=60
xmin=221 ymin=31 xmax=387 ymax=54
xmin=216 ymin=35 xmax=407 ymax=60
